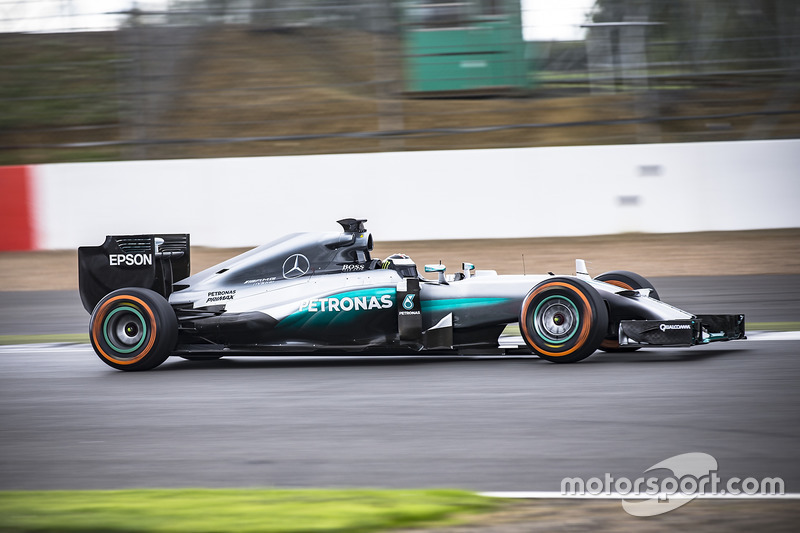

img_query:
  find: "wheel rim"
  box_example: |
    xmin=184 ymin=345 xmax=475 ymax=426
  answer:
xmin=533 ymin=295 xmax=579 ymax=344
xmin=103 ymin=305 xmax=147 ymax=355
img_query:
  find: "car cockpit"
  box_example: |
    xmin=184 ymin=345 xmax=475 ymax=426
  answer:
xmin=423 ymin=262 xmax=475 ymax=284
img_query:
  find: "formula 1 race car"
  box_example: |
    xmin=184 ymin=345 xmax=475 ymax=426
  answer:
xmin=78 ymin=218 xmax=746 ymax=371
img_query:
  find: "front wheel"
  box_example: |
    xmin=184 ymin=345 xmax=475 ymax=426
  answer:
xmin=594 ymin=270 xmax=659 ymax=352
xmin=594 ymin=270 xmax=660 ymax=300
xmin=520 ymin=277 xmax=608 ymax=363
xmin=90 ymin=288 xmax=178 ymax=371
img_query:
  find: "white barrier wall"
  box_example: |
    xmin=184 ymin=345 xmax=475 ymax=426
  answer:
xmin=31 ymin=139 xmax=800 ymax=249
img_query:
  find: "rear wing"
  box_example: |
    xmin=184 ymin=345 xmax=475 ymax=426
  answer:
xmin=78 ymin=234 xmax=190 ymax=313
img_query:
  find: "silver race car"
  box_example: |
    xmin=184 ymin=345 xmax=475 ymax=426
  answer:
xmin=79 ymin=218 xmax=745 ymax=371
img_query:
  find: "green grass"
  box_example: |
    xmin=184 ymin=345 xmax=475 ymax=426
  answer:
xmin=0 ymin=488 xmax=500 ymax=533
xmin=0 ymin=146 xmax=126 ymax=166
xmin=0 ymin=35 xmax=120 ymax=130
xmin=746 ymin=322 xmax=800 ymax=332
xmin=0 ymin=333 xmax=89 ymax=345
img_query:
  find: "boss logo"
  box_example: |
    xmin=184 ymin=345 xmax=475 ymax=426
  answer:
xmin=109 ymin=253 xmax=153 ymax=267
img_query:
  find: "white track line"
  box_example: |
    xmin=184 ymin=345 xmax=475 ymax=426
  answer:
xmin=480 ymin=491 xmax=800 ymax=499
xmin=0 ymin=343 xmax=89 ymax=353
xmin=746 ymin=331 xmax=800 ymax=341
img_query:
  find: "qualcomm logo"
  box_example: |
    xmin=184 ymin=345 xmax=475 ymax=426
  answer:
xmin=283 ymin=254 xmax=310 ymax=279
xmin=402 ymin=294 xmax=415 ymax=310
xmin=660 ymin=323 xmax=692 ymax=332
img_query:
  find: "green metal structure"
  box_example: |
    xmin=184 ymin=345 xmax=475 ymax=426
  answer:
xmin=401 ymin=1 xmax=529 ymax=95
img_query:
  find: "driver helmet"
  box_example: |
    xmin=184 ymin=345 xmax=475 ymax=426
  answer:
xmin=381 ymin=253 xmax=418 ymax=278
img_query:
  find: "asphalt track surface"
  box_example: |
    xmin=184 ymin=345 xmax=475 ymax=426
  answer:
xmin=0 ymin=275 xmax=799 ymax=492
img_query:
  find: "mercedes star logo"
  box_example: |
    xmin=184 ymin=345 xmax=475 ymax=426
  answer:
xmin=282 ymin=253 xmax=310 ymax=279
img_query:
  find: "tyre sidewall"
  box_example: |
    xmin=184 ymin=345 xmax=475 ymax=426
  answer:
xmin=520 ymin=278 xmax=608 ymax=363
xmin=90 ymin=288 xmax=177 ymax=371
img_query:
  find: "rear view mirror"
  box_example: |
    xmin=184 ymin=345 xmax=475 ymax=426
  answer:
xmin=424 ymin=264 xmax=446 ymax=284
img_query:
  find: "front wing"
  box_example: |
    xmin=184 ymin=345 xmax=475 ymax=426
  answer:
xmin=618 ymin=314 xmax=746 ymax=347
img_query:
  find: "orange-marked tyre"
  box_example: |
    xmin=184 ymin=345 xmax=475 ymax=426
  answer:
xmin=520 ymin=277 xmax=608 ymax=363
xmin=90 ymin=288 xmax=177 ymax=371
xmin=594 ymin=270 xmax=659 ymax=352
xmin=594 ymin=270 xmax=660 ymax=300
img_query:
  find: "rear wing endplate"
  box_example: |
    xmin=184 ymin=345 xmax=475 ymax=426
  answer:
xmin=78 ymin=234 xmax=190 ymax=313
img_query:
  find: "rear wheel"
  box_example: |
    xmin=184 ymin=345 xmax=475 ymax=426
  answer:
xmin=520 ymin=277 xmax=608 ymax=363
xmin=90 ymin=288 xmax=178 ymax=371
xmin=594 ymin=270 xmax=659 ymax=352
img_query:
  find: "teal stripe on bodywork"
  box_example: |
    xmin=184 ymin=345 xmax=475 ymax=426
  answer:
xmin=421 ymin=297 xmax=512 ymax=312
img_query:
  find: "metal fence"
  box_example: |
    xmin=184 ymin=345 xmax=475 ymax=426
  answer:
xmin=1 ymin=0 xmax=799 ymax=164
